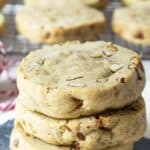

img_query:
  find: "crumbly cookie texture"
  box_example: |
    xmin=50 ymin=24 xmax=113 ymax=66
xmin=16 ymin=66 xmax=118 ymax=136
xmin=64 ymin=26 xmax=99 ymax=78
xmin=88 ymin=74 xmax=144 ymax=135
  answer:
xmin=122 ymin=0 xmax=149 ymax=6
xmin=0 ymin=0 xmax=6 ymax=9
xmin=10 ymin=127 xmax=134 ymax=150
xmin=15 ymin=97 xmax=146 ymax=148
xmin=15 ymin=4 xmax=105 ymax=44
xmin=17 ymin=41 xmax=145 ymax=119
xmin=0 ymin=14 xmax=5 ymax=33
xmin=24 ymin=0 xmax=108 ymax=9
xmin=112 ymin=2 xmax=150 ymax=45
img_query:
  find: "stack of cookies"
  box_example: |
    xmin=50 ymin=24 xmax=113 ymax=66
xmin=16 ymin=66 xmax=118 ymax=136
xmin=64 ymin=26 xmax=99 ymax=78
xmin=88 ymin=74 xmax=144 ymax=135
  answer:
xmin=10 ymin=41 xmax=146 ymax=150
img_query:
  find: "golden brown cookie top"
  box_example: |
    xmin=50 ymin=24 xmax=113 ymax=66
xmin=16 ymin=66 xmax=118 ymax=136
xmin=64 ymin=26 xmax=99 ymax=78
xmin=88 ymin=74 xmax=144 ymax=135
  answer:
xmin=18 ymin=41 xmax=145 ymax=89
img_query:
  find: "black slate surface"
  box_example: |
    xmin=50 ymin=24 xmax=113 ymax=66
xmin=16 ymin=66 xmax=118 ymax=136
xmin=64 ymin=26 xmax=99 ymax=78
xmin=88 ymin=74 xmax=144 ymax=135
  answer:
xmin=0 ymin=120 xmax=150 ymax=150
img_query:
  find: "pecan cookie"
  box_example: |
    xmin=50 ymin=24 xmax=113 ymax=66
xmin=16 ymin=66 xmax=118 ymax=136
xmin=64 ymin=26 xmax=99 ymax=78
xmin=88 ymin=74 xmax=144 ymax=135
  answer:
xmin=24 ymin=0 xmax=108 ymax=9
xmin=15 ymin=97 xmax=146 ymax=148
xmin=112 ymin=2 xmax=150 ymax=45
xmin=17 ymin=41 xmax=145 ymax=119
xmin=15 ymin=4 xmax=105 ymax=44
xmin=10 ymin=127 xmax=134 ymax=150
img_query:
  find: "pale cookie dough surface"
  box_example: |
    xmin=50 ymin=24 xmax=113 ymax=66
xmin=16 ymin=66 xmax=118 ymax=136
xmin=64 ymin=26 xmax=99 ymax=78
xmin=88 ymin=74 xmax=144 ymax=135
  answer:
xmin=112 ymin=2 xmax=150 ymax=45
xmin=15 ymin=97 xmax=146 ymax=148
xmin=0 ymin=13 xmax=4 ymax=34
xmin=122 ymin=0 xmax=150 ymax=6
xmin=10 ymin=127 xmax=134 ymax=150
xmin=15 ymin=4 xmax=105 ymax=44
xmin=24 ymin=0 xmax=108 ymax=9
xmin=17 ymin=41 xmax=145 ymax=119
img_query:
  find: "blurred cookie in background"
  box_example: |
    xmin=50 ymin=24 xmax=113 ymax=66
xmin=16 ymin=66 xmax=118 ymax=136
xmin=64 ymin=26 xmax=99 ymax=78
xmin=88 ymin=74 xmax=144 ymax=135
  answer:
xmin=24 ymin=0 xmax=108 ymax=9
xmin=15 ymin=4 xmax=105 ymax=44
xmin=122 ymin=0 xmax=150 ymax=6
xmin=0 ymin=0 xmax=6 ymax=9
xmin=0 ymin=13 xmax=4 ymax=34
xmin=112 ymin=2 xmax=150 ymax=45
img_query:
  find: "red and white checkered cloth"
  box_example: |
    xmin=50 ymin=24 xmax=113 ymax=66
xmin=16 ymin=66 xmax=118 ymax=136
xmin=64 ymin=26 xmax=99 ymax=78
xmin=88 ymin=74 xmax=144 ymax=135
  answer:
xmin=0 ymin=41 xmax=19 ymax=112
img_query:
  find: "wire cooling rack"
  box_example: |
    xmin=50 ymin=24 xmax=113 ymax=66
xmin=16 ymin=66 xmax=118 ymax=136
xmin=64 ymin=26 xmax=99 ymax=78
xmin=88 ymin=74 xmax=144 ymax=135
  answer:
xmin=0 ymin=0 xmax=150 ymax=59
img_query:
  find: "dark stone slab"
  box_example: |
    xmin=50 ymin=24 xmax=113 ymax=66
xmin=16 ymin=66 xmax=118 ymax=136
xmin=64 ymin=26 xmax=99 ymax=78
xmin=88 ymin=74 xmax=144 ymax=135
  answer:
xmin=0 ymin=120 xmax=13 ymax=150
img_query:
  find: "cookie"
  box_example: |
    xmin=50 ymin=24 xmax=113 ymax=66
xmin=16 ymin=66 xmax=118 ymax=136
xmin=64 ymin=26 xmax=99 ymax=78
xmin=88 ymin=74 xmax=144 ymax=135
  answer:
xmin=122 ymin=0 xmax=149 ymax=6
xmin=0 ymin=0 xmax=6 ymax=9
xmin=112 ymin=2 xmax=150 ymax=45
xmin=24 ymin=0 xmax=108 ymax=9
xmin=17 ymin=41 xmax=145 ymax=119
xmin=15 ymin=4 xmax=105 ymax=44
xmin=10 ymin=127 xmax=134 ymax=150
xmin=15 ymin=97 xmax=146 ymax=148
xmin=0 ymin=13 xmax=4 ymax=34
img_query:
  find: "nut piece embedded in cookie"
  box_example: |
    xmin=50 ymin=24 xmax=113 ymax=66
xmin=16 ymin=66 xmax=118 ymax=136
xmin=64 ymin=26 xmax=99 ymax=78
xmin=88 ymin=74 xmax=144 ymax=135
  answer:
xmin=14 ymin=97 xmax=146 ymax=148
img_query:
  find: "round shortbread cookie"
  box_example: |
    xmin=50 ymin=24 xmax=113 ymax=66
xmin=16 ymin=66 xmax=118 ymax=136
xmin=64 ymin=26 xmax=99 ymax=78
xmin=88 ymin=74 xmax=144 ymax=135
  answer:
xmin=15 ymin=4 xmax=105 ymax=44
xmin=24 ymin=0 xmax=108 ymax=9
xmin=10 ymin=127 xmax=134 ymax=150
xmin=122 ymin=0 xmax=150 ymax=6
xmin=15 ymin=97 xmax=146 ymax=148
xmin=17 ymin=41 xmax=145 ymax=119
xmin=112 ymin=2 xmax=150 ymax=45
xmin=0 ymin=13 xmax=4 ymax=33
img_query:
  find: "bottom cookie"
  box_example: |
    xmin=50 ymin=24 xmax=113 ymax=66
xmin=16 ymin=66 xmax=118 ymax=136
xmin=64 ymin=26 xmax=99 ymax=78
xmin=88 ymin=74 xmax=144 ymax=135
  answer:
xmin=10 ymin=127 xmax=133 ymax=150
xmin=15 ymin=98 xmax=146 ymax=148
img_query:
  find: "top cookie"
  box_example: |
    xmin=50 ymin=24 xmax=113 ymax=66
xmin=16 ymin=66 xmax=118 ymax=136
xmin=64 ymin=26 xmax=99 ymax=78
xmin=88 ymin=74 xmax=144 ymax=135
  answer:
xmin=24 ymin=0 xmax=108 ymax=9
xmin=17 ymin=41 xmax=145 ymax=119
xmin=112 ymin=2 xmax=150 ymax=45
xmin=122 ymin=0 xmax=150 ymax=6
